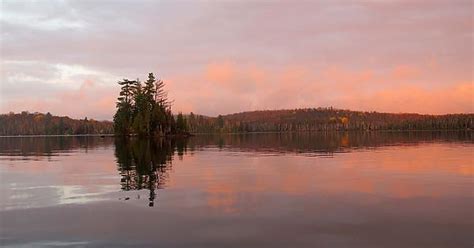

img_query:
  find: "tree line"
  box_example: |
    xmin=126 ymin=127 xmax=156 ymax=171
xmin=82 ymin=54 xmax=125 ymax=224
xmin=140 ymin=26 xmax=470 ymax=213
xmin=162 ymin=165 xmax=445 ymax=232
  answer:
xmin=0 ymin=111 xmax=113 ymax=136
xmin=113 ymin=73 xmax=188 ymax=137
xmin=2 ymin=108 xmax=471 ymax=136
xmin=2 ymin=87 xmax=472 ymax=136
xmin=185 ymin=108 xmax=473 ymax=133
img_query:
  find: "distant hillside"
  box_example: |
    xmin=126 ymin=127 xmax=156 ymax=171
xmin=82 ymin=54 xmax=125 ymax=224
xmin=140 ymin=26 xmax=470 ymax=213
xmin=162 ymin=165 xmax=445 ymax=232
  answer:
xmin=1 ymin=108 xmax=472 ymax=136
xmin=0 ymin=112 xmax=113 ymax=136
xmin=186 ymin=108 xmax=473 ymax=133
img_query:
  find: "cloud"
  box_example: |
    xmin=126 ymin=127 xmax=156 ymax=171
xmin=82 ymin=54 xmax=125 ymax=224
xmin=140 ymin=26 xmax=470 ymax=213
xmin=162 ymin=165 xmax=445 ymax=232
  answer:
xmin=1 ymin=0 xmax=472 ymax=118
xmin=169 ymin=62 xmax=473 ymax=116
xmin=1 ymin=61 xmax=119 ymax=120
xmin=3 ymin=79 xmax=118 ymax=120
xmin=357 ymin=82 xmax=474 ymax=114
xmin=2 ymin=59 xmax=472 ymax=120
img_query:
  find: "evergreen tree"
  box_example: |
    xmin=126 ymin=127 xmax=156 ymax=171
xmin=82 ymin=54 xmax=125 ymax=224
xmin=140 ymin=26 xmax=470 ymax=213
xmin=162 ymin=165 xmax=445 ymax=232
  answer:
xmin=131 ymin=79 xmax=148 ymax=136
xmin=155 ymin=78 xmax=169 ymax=108
xmin=176 ymin=112 xmax=188 ymax=133
xmin=144 ymin=73 xmax=157 ymax=135
xmin=114 ymin=79 xmax=135 ymax=135
xmin=113 ymin=73 xmax=178 ymax=136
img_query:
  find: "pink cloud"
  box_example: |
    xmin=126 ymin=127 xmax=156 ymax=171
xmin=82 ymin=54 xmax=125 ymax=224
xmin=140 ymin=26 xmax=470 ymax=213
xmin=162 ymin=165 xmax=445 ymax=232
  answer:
xmin=169 ymin=62 xmax=473 ymax=116
xmin=391 ymin=64 xmax=420 ymax=80
xmin=4 ymin=62 xmax=472 ymax=120
xmin=205 ymin=62 xmax=234 ymax=83
xmin=2 ymin=1 xmax=471 ymax=118
xmin=359 ymin=82 xmax=474 ymax=114
xmin=4 ymin=80 xmax=118 ymax=120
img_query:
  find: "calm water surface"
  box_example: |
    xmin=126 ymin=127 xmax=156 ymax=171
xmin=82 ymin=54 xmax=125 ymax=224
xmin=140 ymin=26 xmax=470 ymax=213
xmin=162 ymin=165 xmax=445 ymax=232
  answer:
xmin=0 ymin=132 xmax=473 ymax=247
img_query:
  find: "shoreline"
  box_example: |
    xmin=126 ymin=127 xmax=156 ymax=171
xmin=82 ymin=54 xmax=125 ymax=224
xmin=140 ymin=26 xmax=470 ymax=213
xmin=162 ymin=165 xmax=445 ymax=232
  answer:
xmin=0 ymin=129 xmax=472 ymax=138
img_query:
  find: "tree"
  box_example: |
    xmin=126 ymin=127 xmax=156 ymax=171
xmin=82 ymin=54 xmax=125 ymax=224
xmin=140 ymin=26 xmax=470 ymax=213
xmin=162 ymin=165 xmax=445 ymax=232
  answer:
xmin=113 ymin=73 xmax=178 ymax=136
xmin=217 ymin=115 xmax=224 ymax=129
xmin=144 ymin=73 xmax=157 ymax=135
xmin=176 ymin=112 xmax=188 ymax=133
xmin=155 ymin=78 xmax=169 ymax=108
xmin=114 ymin=79 xmax=135 ymax=135
xmin=131 ymin=79 xmax=150 ymax=136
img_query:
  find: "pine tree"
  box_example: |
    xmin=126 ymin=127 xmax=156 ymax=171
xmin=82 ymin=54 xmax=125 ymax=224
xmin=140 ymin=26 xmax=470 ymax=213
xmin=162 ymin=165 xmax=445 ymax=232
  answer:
xmin=144 ymin=73 xmax=157 ymax=135
xmin=176 ymin=112 xmax=188 ymax=133
xmin=132 ymin=79 xmax=149 ymax=136
xmin=113 ymin=73 xmax=178 ymax=136
xmin=155 ymin=78 xmax=169 ymax=108
xmin=114 ymin=79 xmax=135 ymax=135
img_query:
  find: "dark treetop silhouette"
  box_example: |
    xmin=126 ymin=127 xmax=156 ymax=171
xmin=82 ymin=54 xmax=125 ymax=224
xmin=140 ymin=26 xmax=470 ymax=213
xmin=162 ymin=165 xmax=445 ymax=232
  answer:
xmin=185 ymin=108 xmax=473 ymax=133
xmin=113 ymin=73 xmax=188 ymax=137
xmin=1 ymin=72 xmax=472 ymax=136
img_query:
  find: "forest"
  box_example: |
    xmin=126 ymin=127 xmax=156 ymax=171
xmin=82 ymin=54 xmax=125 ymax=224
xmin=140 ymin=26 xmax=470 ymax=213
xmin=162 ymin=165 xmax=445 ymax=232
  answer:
xmin=1 ymin=75 xmax=472 ymax=136
xmin=185 ymin=108 xmax=473 ymax=133
xmin=0 ymin=111 xmax=113 ymax=136
xmin=1 ymin=108 xmax=472 ymax=136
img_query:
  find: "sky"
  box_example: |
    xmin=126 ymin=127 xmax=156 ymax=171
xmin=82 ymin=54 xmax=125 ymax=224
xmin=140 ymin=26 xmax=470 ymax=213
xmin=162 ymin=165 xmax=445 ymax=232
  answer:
xmin=0 ymin=0 xmax=472 ymax=120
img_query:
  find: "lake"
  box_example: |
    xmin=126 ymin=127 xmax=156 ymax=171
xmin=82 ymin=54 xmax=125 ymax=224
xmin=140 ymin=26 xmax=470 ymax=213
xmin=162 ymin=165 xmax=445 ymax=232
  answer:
xmin=0 ymin=132 xmax=472 ymax=248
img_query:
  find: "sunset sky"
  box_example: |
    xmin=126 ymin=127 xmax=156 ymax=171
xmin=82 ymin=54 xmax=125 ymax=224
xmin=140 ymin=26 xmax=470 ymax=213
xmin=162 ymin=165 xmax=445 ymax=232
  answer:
xmin=1 ymin=0 xmax=472 ymax=120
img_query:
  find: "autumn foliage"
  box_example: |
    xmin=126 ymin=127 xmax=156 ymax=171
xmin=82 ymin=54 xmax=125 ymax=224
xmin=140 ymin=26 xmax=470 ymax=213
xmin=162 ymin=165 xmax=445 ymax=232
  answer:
xmin=0 ymin=111 xmax=113 ymax=136
xmin=186 ymin=108 xmax=473 ymax=133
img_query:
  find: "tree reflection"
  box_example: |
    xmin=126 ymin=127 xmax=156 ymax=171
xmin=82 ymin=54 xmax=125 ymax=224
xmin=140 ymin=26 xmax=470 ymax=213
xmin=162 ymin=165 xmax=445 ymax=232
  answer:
xmin=114 ymin=138 xmax=188 ymax=207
